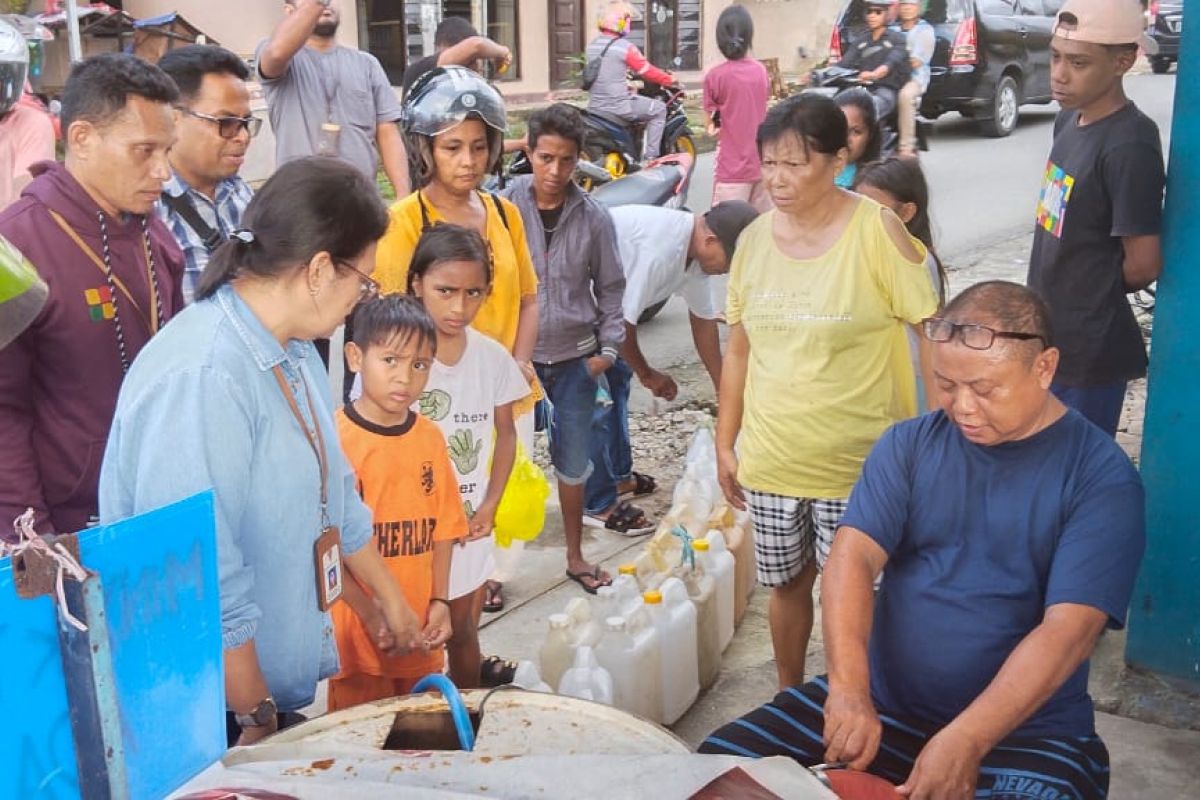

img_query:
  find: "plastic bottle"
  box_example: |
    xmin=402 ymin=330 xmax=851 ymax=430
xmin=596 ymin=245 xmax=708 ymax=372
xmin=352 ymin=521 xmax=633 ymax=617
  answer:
xmin=511 ymin=660 xmax=552 ymax=693
xmin=725 ymin=510 xmax=757 ymax=627
xmin=643 ymin=581 xmax=699 ymax=724
xmin=594 ymin=615 xmax=663 ymax=722
xmin=612 ymin=568 xmax=645 ymax=618
xmin=697 ymin=533 xmax=736 ymax=652
xmin=566 ymin=595 xmax=601 ymax=648
xmin=557 ymin=645 xmax=614 ymax=704
xmin=539 ymin=613 xmax=575 ymax=690
xmin=677 ymin=563 xmax=721 ymax=689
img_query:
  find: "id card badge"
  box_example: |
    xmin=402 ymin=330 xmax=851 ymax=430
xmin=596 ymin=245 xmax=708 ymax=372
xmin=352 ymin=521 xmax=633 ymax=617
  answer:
xmin=318 ymin=123 xmax=341 ymax=157
xmin=314 ymin=525 xmax=344 ymax=611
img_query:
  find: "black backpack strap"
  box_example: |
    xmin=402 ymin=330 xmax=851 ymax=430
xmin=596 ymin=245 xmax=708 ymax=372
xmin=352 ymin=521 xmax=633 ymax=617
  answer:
xmin=162 ymin=191 xmax=224 ymax=254
xmin=487 ymin=192 xmax=510 ymax=233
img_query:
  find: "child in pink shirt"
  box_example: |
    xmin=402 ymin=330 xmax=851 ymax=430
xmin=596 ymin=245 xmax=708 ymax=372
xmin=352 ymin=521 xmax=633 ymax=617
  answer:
xmin=702 ymin=6 xmax=771 ymax=212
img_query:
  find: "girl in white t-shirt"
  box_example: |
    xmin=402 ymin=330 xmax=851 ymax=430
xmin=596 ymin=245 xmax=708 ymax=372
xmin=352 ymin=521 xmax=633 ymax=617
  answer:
xmin=408 ymin=224 xmax=531 ymax=688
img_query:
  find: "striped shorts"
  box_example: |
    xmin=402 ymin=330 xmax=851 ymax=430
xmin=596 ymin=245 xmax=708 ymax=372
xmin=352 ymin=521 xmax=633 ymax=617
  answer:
xmin=699 ymin=676 xmax=1110 ymax=800
xmin=744 ymin=489 xmax=848 ymax=587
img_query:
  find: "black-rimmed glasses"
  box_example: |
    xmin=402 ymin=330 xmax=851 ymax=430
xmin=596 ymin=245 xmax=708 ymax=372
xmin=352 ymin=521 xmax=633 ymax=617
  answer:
xmin=339 ymin=261 xmax=381 ymax=300
xmin=923 ymin=317 xmax=1047 ymax=350
xmin=865 ymin=7 xmax=887 ymax=14
xmin=179 ymin=107 xmax=262 ymax=139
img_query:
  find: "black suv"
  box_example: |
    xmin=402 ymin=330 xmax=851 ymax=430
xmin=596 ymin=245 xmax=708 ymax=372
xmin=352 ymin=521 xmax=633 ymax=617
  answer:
xmin=1147 ymin=1 xmax=1182 ymax=74
xmin=829 ymin=0 xmax=1061 ymax=137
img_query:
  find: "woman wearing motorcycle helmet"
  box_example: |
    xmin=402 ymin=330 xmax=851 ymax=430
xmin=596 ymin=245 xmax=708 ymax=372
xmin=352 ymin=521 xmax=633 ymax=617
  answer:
xmin=373 ymin=64 xmax=539 ymax=625
xmin=0 ymin=19 xmax=55 ymax=210
xmin=585 ymin=1 xmax=676 ymax=163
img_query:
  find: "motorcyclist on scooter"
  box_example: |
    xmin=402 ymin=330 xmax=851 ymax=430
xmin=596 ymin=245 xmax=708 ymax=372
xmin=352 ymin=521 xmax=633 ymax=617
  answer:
xmin=835 ymin=0 xmax=910 ymax=122
xmin=585 ymin=1 xmax=677 ymax=163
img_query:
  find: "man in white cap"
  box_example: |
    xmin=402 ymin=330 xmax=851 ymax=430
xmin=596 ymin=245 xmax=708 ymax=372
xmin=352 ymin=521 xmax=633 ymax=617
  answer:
xmin=1026 ymin=0 xmax=1165 ymax=437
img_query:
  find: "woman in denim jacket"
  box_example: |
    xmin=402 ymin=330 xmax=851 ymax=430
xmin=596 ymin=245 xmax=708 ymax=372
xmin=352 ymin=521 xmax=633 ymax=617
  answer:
xmin=99 ymin=158 xmax=422 ymax=746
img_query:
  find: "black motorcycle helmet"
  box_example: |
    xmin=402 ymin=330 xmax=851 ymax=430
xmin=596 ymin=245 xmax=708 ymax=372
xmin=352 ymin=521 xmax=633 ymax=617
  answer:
xmin=0 ymin=20 xmax=29 ymax=118
xmin=402 ymin=65 xmax=507 ymax=188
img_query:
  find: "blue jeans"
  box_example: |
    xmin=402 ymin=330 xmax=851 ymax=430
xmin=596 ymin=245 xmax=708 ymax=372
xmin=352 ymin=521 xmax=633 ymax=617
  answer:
xmin=1051 ymin=380 xmax=1126 ymax=437
xmin=535 ymin=358 xmax=598 ymax=485
xmin=585 ymin=358 xmax=634 ymax=515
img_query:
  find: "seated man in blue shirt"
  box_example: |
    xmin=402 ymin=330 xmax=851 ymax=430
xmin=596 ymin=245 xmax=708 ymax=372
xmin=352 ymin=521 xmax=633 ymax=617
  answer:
xmin=700 ymin=280 xmax=1145 ymax=800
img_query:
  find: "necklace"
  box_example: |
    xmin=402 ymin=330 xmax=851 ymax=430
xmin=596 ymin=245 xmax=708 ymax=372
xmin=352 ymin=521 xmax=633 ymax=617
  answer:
xmin=96 ymin=212 xmax=164 ymax=373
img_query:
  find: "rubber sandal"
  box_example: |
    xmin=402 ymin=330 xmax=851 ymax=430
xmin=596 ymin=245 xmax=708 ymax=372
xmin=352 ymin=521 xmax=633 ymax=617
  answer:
xmin=482 ymin=580 xmax=504 ymax=613
xmin=480 ymin=655 xmax=518 ymax=687
xmin=565 ymin=567 xmax=613 ymax=595
xmin=583 ymin=502 xmax=653 ymax=535
xmin=619 ymin=471 xmax=658 ymax=497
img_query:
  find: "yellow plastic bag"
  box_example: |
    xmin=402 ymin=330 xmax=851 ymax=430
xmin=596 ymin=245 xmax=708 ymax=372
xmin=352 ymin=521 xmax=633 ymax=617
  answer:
xmin=493 ymin=442 xmax=550 ymax=548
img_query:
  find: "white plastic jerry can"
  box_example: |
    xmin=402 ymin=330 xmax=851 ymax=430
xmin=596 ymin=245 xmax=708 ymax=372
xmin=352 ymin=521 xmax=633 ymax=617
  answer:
xmin=595 ymin=615 xmax=663 ymax=723
xmin=512 ymin=660 xmax=553 ymax=693
xmin=677 ymin=563 xmax=721 ymax=690
xmin=725 ymin=509 xmax=757 ymax=626
xmin=643 ymin=580 xmax=699 ymax=725
xmin=566 ymin=595 xmax=601 ymax=648
xmin=539 ymin=613 xmax=576 ymax=690
xmin=557 ymin=645 xmax=614 ymax=704
xmin=697 ymin=533 xmax=736 ymax=652
xmin=612 ymin=567 xmax=646 ymax=617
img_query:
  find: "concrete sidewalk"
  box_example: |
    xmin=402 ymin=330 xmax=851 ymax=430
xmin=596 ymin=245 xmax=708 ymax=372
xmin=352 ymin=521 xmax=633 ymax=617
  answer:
xmin=475 ymin=230 xmax=1200 ymax=798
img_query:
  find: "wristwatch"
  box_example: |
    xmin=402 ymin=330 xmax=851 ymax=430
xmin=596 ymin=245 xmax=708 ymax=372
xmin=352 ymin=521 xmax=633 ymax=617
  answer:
xmin=235 ymin=696 xmax=278 ymax=729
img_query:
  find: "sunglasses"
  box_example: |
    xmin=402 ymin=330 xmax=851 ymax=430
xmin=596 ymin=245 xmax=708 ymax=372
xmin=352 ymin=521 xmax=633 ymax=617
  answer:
xmin=179 ymin=107 xmax=263 ymax=139
xmin=865 ymin=7 xmax=888 ymax=14
xmin=923 ymin=318 xmax=1047 ymax=351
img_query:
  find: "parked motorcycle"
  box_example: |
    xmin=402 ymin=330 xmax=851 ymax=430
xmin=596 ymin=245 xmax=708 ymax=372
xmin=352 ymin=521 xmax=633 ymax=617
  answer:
xmin=577 ymin=81 xmax=696 ymax=185
xmin=806 ymin=64 xmax=929 ymax=154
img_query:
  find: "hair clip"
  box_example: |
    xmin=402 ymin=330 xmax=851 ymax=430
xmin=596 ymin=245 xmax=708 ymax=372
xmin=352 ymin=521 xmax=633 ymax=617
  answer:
xmin=231 ymin=229 xmax=256 ymax=245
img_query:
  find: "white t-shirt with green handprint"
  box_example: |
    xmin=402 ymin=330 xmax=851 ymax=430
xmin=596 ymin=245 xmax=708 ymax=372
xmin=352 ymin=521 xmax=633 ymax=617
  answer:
xmin=419 ymin=328 xmax=531 ymax=599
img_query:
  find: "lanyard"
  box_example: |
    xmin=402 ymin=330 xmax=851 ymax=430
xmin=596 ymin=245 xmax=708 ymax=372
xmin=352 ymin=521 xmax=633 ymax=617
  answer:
xmin=49 ymin=209 xmax=161 ymax=334
xmin=272 ymin=364 xmax=330 ymax=527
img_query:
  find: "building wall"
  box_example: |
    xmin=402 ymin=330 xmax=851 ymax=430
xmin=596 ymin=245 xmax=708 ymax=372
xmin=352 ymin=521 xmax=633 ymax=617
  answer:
xmin=120 ymin=0 xmax=363 ymax=58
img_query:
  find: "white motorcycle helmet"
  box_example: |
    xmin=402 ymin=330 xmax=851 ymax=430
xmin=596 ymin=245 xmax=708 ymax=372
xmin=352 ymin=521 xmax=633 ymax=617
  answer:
xmin=0 ymin=19 xmax=29 ymax=119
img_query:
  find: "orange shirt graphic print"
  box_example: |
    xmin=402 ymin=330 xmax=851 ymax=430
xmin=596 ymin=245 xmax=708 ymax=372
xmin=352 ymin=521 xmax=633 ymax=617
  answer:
xmin=1036 ymin=160 xmax=1075 ymax=239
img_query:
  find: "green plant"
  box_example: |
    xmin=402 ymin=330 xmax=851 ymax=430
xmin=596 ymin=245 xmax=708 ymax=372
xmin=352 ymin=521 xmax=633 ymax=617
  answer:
xmin=0 ymin=0 xmax=30 ymax=14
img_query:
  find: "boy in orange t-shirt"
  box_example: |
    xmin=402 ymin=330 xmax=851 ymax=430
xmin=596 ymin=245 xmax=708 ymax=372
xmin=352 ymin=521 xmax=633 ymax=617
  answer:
xmin=329 ymin=295 xmax=468 ymax=711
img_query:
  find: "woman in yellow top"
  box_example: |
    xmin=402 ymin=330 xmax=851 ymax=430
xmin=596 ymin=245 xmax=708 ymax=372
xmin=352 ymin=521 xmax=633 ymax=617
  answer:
xmin=375 ymin=66 xmax=538 ymax=618
xmin=376 ymin=66 xmax=538 ymax=360
xmin=715 ymin=94 xmax=938 ymax=691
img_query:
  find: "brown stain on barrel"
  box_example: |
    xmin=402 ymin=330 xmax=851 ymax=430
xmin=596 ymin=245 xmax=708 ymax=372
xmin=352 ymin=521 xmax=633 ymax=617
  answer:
xmin=311 ymin=758 xmax=335 ymax=771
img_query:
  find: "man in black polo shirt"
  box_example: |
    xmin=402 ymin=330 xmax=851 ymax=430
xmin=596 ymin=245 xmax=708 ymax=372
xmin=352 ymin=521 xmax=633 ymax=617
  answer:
xmin=1027 ymin=0 xmax=1165 ymax=436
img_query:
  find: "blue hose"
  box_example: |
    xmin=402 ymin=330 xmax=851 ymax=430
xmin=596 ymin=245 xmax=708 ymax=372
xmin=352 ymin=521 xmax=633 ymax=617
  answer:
xmin=411 ymin=673 xmax=475 ymax=751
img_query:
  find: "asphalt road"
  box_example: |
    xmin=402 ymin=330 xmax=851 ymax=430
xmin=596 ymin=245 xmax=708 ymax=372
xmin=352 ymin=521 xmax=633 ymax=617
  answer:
xmin=637 ymin=71 xmax=1177 ymax=381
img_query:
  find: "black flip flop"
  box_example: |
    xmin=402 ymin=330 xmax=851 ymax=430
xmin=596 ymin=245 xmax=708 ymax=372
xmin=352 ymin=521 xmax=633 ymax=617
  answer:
xmin=482 ymin=580 xmax=504 ymax=613
xmin=480 ymin=655 xmax=518 ymax=687
xmin=565 ymin=567 xmax=613 ymax=595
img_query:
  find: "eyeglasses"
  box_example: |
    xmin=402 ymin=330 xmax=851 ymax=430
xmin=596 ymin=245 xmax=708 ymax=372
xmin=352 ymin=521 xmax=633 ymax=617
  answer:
xmin=338 ymin=261 xmax=380 ymax=300
xmin=865 ymin=7 xmax=887 ymax=14
xmin=179 ymin=107 xmax=262 ymax=139
xmin=923 ymin=318 xmax=1047 ymax=350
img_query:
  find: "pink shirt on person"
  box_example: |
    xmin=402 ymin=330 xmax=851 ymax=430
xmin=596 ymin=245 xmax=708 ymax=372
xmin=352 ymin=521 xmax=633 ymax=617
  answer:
xmin=703 ymin=58 xmax=770 ymax=184
xmin=0 ymin=103 xmax=56 ymax=211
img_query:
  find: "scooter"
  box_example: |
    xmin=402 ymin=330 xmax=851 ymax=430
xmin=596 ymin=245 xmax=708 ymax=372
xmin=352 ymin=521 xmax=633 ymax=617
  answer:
xmin=806 ymin=64 xmax=929 ymax=154
xmin=578 ymin=81 xmax=696 ymax=185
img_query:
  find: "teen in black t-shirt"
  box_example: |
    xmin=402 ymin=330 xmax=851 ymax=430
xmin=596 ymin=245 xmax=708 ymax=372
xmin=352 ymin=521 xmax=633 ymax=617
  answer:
xmin=1027 ymin=4 xmax=1165 ymax=436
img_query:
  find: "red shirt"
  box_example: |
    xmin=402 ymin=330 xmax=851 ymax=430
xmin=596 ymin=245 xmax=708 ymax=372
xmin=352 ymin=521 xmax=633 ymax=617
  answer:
xmin=703 ymin=59 xmax=770 ymax=184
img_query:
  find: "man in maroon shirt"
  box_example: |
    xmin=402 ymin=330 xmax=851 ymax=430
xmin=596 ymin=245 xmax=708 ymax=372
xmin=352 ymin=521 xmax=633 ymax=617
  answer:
xmin=0 ymin=53 xmax=185 ymax=537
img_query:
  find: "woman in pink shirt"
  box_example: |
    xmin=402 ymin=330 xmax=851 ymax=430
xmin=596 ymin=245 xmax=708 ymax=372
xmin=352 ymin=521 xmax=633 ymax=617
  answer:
xmin=702 ymin=6 xmax=771 ymax=212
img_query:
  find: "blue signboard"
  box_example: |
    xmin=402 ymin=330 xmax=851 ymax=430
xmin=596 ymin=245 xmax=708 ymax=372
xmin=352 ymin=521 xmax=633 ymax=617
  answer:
xmin=0 ymin=492 xmax=225 ymax=798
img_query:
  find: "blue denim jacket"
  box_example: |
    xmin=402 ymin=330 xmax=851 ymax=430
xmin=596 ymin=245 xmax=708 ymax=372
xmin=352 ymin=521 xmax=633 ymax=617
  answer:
xmin=98 ymin=283 xmax=371 ymax=712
